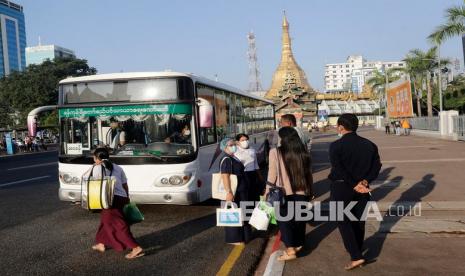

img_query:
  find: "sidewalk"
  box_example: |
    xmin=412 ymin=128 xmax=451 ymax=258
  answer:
xmin=263 ymin=128 xmax=465 ymax=275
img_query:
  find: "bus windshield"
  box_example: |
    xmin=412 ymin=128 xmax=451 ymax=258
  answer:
xmin=59 ymin=103 xmax=195 ymax=158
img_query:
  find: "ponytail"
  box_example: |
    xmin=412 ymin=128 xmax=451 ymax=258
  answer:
xmin=93 ymin=147 xmax=113 ymax=172
xmin=102 ymin=159 xmax=113 ymax=171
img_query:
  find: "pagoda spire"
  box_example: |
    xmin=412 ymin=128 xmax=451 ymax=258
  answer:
xmin=265 ymin=12 xmax=312 ymax=99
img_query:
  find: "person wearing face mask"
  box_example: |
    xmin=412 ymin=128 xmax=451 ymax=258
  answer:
xmin=165 ymin=125 xmax=191 ymax=144
xmin=234 ymin=134 xmax=265 ymax=201
xmin=219 ymin=137 xmax=252 ymax=245
xmin=329 ymin=113 xmax=382 ymax=270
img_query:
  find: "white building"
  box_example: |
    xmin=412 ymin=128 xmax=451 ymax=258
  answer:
xmin=324 ymin=55 xmax=405 ymax=93
xmin=26 ymin=44 xmax=75 ymax=66
xmin=318 ymin=99 xmax=380 ymax=125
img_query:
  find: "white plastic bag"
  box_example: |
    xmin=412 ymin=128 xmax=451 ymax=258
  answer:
xmin=216 ymin=201 xmax=243 ymax=227
xmin=249 ymin=205 xmax=269 ymax=231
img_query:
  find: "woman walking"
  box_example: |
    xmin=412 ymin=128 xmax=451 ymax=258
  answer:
xmin=266 ymin=127 xmax=313 ymax=261
xmin=219 ymin=138 xmax=252 ymax=245
xmin=234 ymin=133 xmax=264 ymax=202
xmin=86 ymin=147 xmax=144 ymax=259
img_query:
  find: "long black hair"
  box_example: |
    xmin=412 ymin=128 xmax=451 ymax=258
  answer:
xmin=278 ymin=127 xmax=312 ymax=194
xmin=93 ymin=147 xmax=113 ymax=171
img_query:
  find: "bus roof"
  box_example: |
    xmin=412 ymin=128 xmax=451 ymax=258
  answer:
xmin=59 ymin=72 xmax=274 ymax=104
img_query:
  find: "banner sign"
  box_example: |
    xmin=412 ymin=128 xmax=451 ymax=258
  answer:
xmin=59 ymin=104 xmax=192 ymax=118
xmin=387 ymin=80 xmax=414 ymax=118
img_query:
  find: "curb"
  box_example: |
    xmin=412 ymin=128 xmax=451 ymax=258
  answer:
xmin=255 ymin=231 xmax=284 ymax=276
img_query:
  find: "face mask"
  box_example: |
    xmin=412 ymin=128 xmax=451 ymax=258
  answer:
xmin=337 ymin=133 xmax=343 ymax=138
xmin=184 ymin=130 xmax=191 ymax=136
xmin=229 ymin=145 xmax=237 ymax=153
xmin=239 ymin=140 xmax=249 ymax=149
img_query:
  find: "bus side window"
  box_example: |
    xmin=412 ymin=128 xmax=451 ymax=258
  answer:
xmin=196 ymin=84 xmax=216 ymax=146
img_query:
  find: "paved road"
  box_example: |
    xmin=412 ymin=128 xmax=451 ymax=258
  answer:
xmin=0 ymin=151 xmax=267 ymax=275
xmin=281 ymin=128 xmax=465 ymax=275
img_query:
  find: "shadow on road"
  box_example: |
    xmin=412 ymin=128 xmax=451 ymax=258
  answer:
xmin=298 ymin=167 xmax=400 ymax=259
xmin=364 ymin=174 xmax=436 ymax=261
xmin=137 ymin=213 xmax=216 ymax=256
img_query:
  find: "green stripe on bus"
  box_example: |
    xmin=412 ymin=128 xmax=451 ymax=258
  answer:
xmin=59 ymin=104 xmax=192 ymax=118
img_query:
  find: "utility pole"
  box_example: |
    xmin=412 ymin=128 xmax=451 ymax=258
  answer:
xmin=384 ymin=64 xmax=389 ymax=119
xmin=437 ymin=44 xmax=443 ymax=113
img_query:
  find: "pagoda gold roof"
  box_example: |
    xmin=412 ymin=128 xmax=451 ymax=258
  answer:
xmin=265 ymin=12 xmax=312 ymax=99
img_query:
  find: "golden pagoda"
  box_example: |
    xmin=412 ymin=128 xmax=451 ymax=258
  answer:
xmin=265 ymin=12 xmax=312 ymax=99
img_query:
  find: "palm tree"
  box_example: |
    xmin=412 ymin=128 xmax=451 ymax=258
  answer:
xmin=428 ymin=3 xmax=465 ymax=45
xmin=366 ymin=68 xmax=400 ymax=114
xmin=403 ymin=47 xmax=450 ymax=117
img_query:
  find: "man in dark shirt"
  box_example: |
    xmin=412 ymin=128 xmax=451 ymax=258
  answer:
xmin=328 ymin=113 xmax=382 ymax=270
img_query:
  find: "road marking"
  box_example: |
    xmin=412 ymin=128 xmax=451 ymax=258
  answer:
xmin=0 ymin=176 xmax=51 ymax=188
xmin=383 ymin=158 xmax=465 ymax=164
xmin=216 ymin=243 xmax=245 ymax=276
xmin=7 ymin=162 xmax=57 ymax=171
xmin=314 ymin=158 xmax=465 ymax=167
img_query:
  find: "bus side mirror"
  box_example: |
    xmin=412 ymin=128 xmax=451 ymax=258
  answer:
xmin=197 ymin=98 xmax=213 ymax=128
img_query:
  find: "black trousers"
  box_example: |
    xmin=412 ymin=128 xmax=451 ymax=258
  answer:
xmin=224 ymin=189 xmax=252 ymax=243
xmin=331 ymin=182 xmax=369 ymax=261
xmin=385 ymin=126 xmax=390 ymax=134
xmin=245 ymin=171 xmax=264 ymax=202
xmin=278 ymin=194 xmax=308 ymax=248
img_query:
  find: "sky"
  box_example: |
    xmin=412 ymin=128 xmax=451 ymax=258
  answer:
xmin=19 ymin=0 xmax=465 ymax=92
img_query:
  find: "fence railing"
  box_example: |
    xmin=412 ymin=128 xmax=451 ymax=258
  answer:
xmin=408 ymin=117 xmax=440 ymax=131
xmin=453 ymin=116 xmax=465 ymax=141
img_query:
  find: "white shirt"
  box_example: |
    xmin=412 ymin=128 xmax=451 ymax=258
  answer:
xmin=234 ymin=146 xmax=259 ymax=172
xmin=84 ymin=163 xmax=128 ymax=197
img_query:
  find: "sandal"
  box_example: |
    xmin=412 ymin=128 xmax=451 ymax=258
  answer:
xmin=92 ymin=244 xmax=105 ymax=253
xmin=344 ymin=259 xmax=365 ymax=270
xmin=277 ymin=251 xmax=297 ymax=261
xmin=125 ymin=247 xmax=145 ymax=259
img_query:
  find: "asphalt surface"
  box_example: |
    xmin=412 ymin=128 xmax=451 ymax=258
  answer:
xmin=0 ymin=151 xmax=267 ymax=275
xmin=282 ymin=128 xmax=465 ymax=275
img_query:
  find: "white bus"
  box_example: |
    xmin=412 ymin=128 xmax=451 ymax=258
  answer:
xmin=33 ymin=72 xmax=275 ymax=205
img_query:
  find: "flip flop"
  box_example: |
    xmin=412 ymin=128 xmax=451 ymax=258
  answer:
xmin=277 ymin=251 xmax=297 ymax=261
xmin=92 ymin=244 xmax=105 ymax=253
xmin=125 ymin=250 xmax=145 ymax=259
xmin=344 ymin=259 xmax=365 ymax=270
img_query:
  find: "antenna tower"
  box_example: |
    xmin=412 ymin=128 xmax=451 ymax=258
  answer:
xmin=247 ymin=31 xmax=263 ymax=92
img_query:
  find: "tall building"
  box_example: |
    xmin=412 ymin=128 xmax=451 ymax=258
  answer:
xmin=0 ymin=0 xmax=26 ymax=76
xmin=324 ymin=55 xmax=405 ymax=93
xmin=265 ymin=12 xmax=312 ymax=99
xmin=26 ymin=44 xmax=76 ymax=66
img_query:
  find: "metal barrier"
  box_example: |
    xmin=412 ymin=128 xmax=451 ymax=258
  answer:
xmin=453 ymin=116 xmax=465 ymax=141
xmin=409 ymin=117 xmax=440 ymax=131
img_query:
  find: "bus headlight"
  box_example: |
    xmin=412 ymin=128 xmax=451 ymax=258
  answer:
xmin=157 ymin=173 xmax=192 ymax=186
xmin=169 ymin=176 xmax=183 ymax=185
xmin=59 ymin=172 xmax=81 ymax=185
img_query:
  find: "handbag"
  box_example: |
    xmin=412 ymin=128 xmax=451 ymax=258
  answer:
xmin=216 ymin=201 xmax=243 ymax=227
xmin=266 ymin=150 xmax=286 ymax=206
xmin=211 ymin=157 xmax=238 ymax=200
xmin=249 ymin=204 xmax=269 ymax=231
xmin=123 ymin=202 xmax=144 ymax=225
xmin=81 ymin=165 xmax=116 ymax=210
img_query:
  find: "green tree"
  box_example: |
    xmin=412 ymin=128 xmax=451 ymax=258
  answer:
xmin=0 ymin=57 xmax=96 ymax=128
xmin=428 ymin=2 xmax=465 ymax=45
xmin=366 ymin=68 xmax=400 ymax=110
xmin=402 ymin=47 xmax=449 ymax=117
